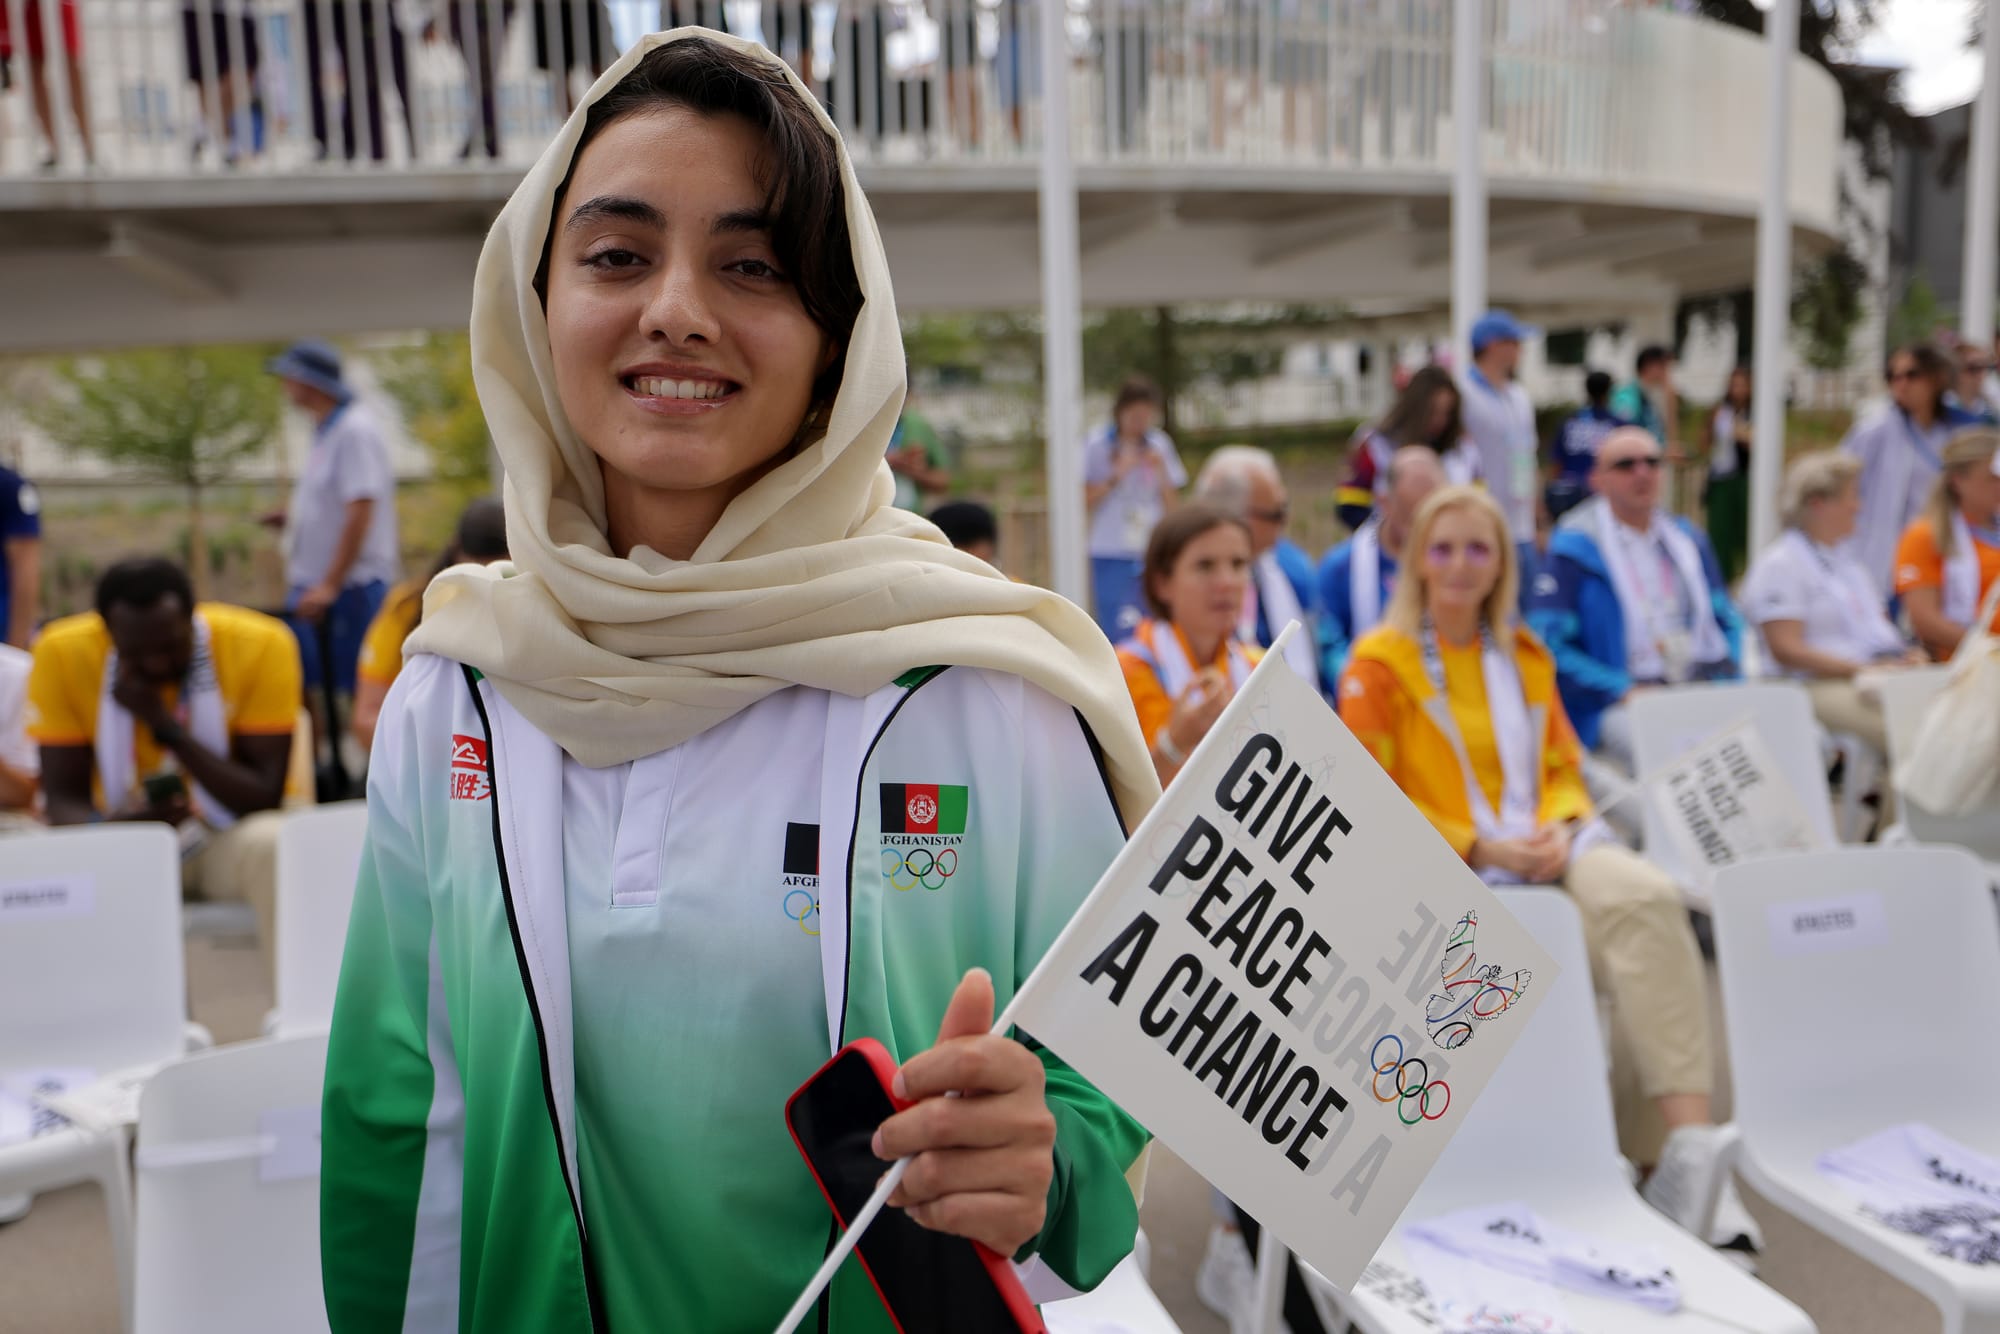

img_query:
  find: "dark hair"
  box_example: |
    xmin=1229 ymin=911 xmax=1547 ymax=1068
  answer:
xmin=927 ymin=500 xmax=997 ymax=551
xmin=1141 ymin=504 xmax=1250 ymax=620
xmin=1887 ymin=344 xmax=1953 ymax=415
xmin=1375 ymin=365 xmax=1462 ymax=450
xmin=1636 ymin=345 xmax=1671 ymax=374
xmin=1584 ymin=370 xmax=1613 ymax=403
xmin=1113 ymin=376 xmax=1163 ymax=418
xmin=454 ymin=496 xmax=509 ymax=562
xmin=96 ymin=557 xmax=194 ymax=620
xmin=541 ymin=37 xmax=864 ymax=413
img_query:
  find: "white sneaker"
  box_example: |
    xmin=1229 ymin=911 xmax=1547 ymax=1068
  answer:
xmin=1709 ymin=1178 xmax=1765 ymax=1266
xmin=0 ymin=1194 xmax=30 ymax=1225
xmin=1642 ymin=1126 xmax=1762 ymax=1263
xmin=1195 ymin=1223 xmax=1255 ymax=1321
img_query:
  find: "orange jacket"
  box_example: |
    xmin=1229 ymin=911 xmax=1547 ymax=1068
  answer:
xmin=1336 ymin=621 xmax=1594 ymax=861
xmin=1117 ymin=619 xmax=1261 ymax=748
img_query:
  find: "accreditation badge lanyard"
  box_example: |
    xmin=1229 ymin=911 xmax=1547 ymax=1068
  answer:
xmin=1619 ymin=522 xmax=1696 ymax=683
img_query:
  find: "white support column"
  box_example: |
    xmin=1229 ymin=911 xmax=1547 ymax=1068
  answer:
xmin=1038 ymin=0 xmax=1088 ymax=606
xmin=1749 ymin=0 xmax=1797 ymax=561
xmin=1450 ymin=0 xmax=1488 ymax=373
xmin=1961 ymin=5 xmax=2000 ymax=345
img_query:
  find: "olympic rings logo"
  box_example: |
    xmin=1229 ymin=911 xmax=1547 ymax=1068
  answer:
xmin=783 ymin=888 xmax=820 ymax=936
xmin=881 ymin=845 xmax=959 ymax=892
xmin=1370 ymin=1033 xmax=1450 ymax=1126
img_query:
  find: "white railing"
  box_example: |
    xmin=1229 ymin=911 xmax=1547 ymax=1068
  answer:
xmin=0 ymin=0 xmax=1840 ymax=229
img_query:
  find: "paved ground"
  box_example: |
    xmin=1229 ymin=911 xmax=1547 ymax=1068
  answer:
xmin=0 ymin=933 xmax=1946 ymax=1334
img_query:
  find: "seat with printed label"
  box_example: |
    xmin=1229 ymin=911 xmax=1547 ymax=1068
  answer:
xmin=1711 ymin=846 xmax=2000 ymax=1334
xmin=1625 ymin=681 xmax=1838 ymax=907
xmin=1301 ymin=888 xmax=1815 ymax=1334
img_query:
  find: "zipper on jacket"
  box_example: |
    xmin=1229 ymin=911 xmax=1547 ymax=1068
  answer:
xmin=465 ymin=667 xmax=611 ymax=1334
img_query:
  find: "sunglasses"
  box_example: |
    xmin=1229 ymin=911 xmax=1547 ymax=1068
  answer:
xmin=1249 ymin=505 xmax=1290 ymax=524
xmin=1605 ymin=455 xmax=1662 ymax=473
xmin=1424 ymin=540 xmax=1497 ymax=566
xmin=1887 ymin=368 xmax=1927 ymax=383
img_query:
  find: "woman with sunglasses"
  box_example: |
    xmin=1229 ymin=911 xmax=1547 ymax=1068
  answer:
xmin=1842 ymin=344 xmax=1985 ymax=596
xmin=1527 ymin=427 xmax=1743 ymax=772
xmin=1339 ymin=484 xmax=1757 ymax=1259
xmin=318 ymin=34 xmax=1156 ymax=1331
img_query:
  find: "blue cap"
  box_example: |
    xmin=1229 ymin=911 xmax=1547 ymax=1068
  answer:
xmin=267 ymin=339 xmax=350 ymax=401
xmin=1470 ymin=310 xmax=1536 ymax=353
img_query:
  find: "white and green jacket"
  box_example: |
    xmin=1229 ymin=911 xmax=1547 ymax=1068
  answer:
xmin=320 ymin=654 xmax=1150 ymax=1333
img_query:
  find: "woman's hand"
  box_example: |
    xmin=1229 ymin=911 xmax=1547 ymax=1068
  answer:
xmin=1521 ymin=824 xmax=1571 ymax=883
xmin=1165 ymin=667 xmax=1231 ymax=759
xmin=875 ymin=969 xmax=1056 ymax=1259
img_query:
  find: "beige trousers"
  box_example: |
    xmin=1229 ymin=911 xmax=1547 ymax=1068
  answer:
xmin=1562 ymin=843 xmax=1713 ymax=1106
xmin=1806 ymin=677 xmax=1889 ymax=756
xmin=184 ymin=810 xmax=284 ymax=965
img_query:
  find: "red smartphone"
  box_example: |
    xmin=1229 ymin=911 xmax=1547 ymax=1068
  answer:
xmin=786 ymin=1038 xmax=1047 ymax=1334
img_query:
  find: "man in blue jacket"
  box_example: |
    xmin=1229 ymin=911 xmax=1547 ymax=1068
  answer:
xmin=1319 ymin=444 xmax=1443 ymax=680
xmin=1527 ymin=427 xmax=1742 ymax=769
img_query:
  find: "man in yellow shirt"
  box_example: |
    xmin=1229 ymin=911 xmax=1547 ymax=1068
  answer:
xmin=26 ymin=557 xmax=300 ymax=957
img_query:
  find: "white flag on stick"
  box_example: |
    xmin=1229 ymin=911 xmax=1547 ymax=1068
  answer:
xmin=1641 ymin=717 xmax=1829 ymax=886
xmin=1003 ymin=625 xmax=1558 ymax=1290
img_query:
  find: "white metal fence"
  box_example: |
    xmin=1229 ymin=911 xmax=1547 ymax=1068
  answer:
xmin=0 ymin=0 xmax=1840 ymax=232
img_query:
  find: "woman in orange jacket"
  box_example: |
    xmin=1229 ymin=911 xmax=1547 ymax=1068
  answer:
xmin=1337 ymin=485 xmax=1758 ymax=1260
xmin=1118 ymin=504 xmax=1263 ymax=785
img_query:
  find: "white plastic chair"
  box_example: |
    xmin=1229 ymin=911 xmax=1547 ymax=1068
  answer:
xmin=1306 ymin=888 xmax=1814 ymax=1334
xmin=0 ymin=824 xmax=189 ymax=1331
xmin=1863 ymin=665 xmax=2000 ymax=866
xmin=1711 ymin=846 xmax=2000 ymax=1334
xmin=1627 ymin=681 xmax=1839 ymax=901
xmin=270 ymin=801 xmax=368 ymax=1036
xmin=1042 ymin=1251 xmax=1184 ymax=1333
xmin=132 ymin=1032 xmax=331 ymax=1334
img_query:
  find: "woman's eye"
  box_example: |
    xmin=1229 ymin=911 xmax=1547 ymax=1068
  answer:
xmin=732 ymin=257 xmax=784 ymax=280
xmin=583 ymin=247 xmax=643 ymax=270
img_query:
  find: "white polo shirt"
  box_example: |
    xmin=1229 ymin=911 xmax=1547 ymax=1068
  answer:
xmin=0 ymin=643 xmax=35 ymax=780
xmin=1742 ymin=529 xmax=1906 ymax=672
xmin=285 ymin=399 xmax=402 ymax=590
xmin=1458 ymin=369 xmax=1538 ymax=544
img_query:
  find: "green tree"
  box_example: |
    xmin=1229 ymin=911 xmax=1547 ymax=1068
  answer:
xmin=34 ymin=345 xmax=279 ymax=598
xmin=376 ymin=331 xmax=491 ymax=499
xmin=1888 ymin=272 xmax=1945 ymax=350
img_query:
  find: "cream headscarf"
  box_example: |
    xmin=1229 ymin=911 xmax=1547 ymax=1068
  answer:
xmin=407 ymin=28 xmax=1159 ymax=826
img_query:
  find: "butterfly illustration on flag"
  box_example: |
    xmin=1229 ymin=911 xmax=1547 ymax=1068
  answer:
xmin=1426 ymin=910 xmax=1531 ymax=1050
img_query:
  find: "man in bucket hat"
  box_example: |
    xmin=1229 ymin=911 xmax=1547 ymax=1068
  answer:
xmin=268 ymin=340 xmax=400 ymax=754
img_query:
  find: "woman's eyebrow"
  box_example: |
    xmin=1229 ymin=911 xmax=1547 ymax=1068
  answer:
xmin=711 ymin=208 xmax=775 ymax=237
xmin=564 ymin=195 xmax=667 ymax=233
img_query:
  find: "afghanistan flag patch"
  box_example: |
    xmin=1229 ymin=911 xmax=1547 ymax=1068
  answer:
xmin=880 ymin=783 xmax=969 ymax=836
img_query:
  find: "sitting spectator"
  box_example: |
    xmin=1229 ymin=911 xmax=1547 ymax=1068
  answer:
xmin=1339 ymin=485 xmax=1758 ymax=1257
xmin=1529 ymin=427 xmax=1742 ymax=769
xmin=1193 ymin=445 xmax=1320 ymax=690
xmin=1895 ymin=429 xmax=2000 ymax=662
xmin=352 ymin=497 xmax=508 ymax=751
xmin=928 ymin=499 xmax=1000 ymax=567
xmin=0 ymin=640 xmax=36 ymax=828
xmin=1318 ymin=445 xmax=1444 ymax=679
xmin=1547 ymin=369 xmax=1620 ymax=519
xmin=1085 ymin=375 xmax=1185 ymax=638
xmin=26 ymin=558 xmax=299 ymax=958
xmin=1116 ymin=505 xmax=1259 ymax=785
xmin=1743 ymin=452 xmax=1917 ymax=756
xmin=1337 ymin=365 xmax=1480 ymax=530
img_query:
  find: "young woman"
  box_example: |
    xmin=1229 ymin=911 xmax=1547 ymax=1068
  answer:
xmin=1742 ymin=451 xmax=1916 ymax=754
xmin=1337 ymin=486 xmax=1758 ymax=1257
xmin=1115 ymin=504 xmax=1259 ymax=786
xmin=1704 ymin=365 xmax=1752 ymax=584
xmin=349 ymin=497 xmax=509 ymax=751
xmin=1895 ymin=428 xmax=2000 ymax=662
xmin=1337 ymin=365 xmax=1481 ymax=530
xmin=319 ymin=33 xmax=1155 ymax=1332
xmin=1843 ymin=344 xmax=1981 ymax=595
xmin=1083 ymin=375 xmax=1186 ymax=637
